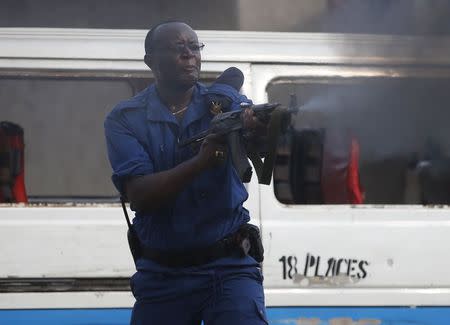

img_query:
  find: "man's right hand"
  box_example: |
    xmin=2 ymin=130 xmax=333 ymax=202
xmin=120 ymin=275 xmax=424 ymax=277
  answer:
xmin=196 ymin=133 xmax=227 ymax=170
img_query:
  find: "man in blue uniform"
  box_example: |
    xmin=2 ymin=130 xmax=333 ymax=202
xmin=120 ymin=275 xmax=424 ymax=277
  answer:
xmin=104 ymin=21 xmax=268 ymax=324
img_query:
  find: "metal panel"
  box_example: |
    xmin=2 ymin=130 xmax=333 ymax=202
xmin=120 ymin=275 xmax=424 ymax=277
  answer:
xmin=0 ymin=205 xmax=261 ymax=278
xmin=250 ymin=64 xmax=450 ymax=103
xmin=2 ymin=289 xmax=450 ymax=309
xmin=0 ymin=207 xmax=134 ymax=278
xmin=2 ymin=28 xmax=450 ymax=68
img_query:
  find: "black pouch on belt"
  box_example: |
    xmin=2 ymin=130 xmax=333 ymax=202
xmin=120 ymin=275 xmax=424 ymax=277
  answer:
xmin=237 ymin=224 xmax=264 ymax=263
xmin=120 ymin=197 xmax=142 ymax=263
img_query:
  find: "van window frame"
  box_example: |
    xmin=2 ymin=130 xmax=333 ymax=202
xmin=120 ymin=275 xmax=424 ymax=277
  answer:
xmin=251 ymin=63 xmax=450 ymax=207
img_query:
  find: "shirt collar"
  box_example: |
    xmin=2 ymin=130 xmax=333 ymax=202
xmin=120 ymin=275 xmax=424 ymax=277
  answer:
xmin=181 ymin=83 xmax=209 ymax=130
xmin=145 ymin=85 xmax=174 ymax=123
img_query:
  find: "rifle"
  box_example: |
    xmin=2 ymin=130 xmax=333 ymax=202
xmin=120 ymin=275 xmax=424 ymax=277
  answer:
xmin=179 ymin=101 xmax=295 ymax=184
xmin=179 ymin=102 xmax=279 ymax=147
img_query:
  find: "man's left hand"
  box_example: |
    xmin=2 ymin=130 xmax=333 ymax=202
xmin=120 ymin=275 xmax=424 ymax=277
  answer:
xmin=242 ymin=108 xmax=268 ymax=136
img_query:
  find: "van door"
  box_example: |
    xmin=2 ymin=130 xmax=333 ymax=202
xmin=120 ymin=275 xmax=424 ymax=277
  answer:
xmin=252 ymin=63 xmax=450 ymax=315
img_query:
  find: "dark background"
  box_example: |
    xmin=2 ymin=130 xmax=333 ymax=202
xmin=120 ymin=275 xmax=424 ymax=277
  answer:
xmin=1 ymin=0 xmax=450 ymax=35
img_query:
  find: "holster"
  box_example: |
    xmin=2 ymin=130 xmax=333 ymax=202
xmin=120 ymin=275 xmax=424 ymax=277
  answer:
xmin=127 ymin=225 xmax=142 ymax=263
xmin=235 ymin=224 xmax=264 ymax=263
xmin=121 ymin=197 xmax=142 ymax=263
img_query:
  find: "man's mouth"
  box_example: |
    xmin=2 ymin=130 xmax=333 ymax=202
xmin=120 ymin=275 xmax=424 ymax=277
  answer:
xmin=182 ymin=65 xmax=198 ymax=72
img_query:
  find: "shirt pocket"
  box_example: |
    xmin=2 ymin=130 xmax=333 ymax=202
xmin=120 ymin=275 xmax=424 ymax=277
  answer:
xmin=147 ymin=126 xmax=174 ymax=172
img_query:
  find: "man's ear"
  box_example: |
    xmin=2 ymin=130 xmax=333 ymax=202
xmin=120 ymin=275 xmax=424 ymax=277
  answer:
xmin=144 ymin=54 xmax=152 ymax=70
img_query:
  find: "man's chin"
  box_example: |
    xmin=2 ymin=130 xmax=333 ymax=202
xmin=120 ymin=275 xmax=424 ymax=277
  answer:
xmin=163 ymin=74 xmax=199 ymax=92
xmin=177 ymin=76 xmax=198 ymax=90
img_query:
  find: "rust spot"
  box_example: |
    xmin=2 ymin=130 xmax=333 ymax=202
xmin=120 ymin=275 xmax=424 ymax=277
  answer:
xmin=293 ymin=274 xmax=360 ymax=287
xmin=276 ymin=317 xmax=381 ymax=325
xmin=330 ymin=318 xmax=381 ymax=325
xmin=0 ymin=202 xmax=121 ymax=207
xmin=295 ymin=318 xmax=321 ymax=325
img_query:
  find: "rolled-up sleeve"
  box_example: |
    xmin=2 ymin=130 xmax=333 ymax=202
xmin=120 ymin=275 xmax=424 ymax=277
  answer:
xmin=104 ymin=113 xmax=154 ymax=195
xmin=207 ymin=83 xmax=252 ymax=112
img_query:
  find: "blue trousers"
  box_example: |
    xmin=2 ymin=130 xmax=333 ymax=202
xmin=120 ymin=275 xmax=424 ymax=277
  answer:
xmin=130 ymin=265 xmax=268 ymax=325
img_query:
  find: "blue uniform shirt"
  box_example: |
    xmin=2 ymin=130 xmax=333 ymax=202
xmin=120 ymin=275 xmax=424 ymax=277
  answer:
xmin=104 ymin=82 xmax=256 ymax=270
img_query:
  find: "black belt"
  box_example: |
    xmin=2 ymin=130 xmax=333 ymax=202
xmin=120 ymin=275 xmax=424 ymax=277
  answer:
xmin=120 ymin=197 xmax=260 ymax=268
xmin=140 ymin=231 xmax=241 ymax=268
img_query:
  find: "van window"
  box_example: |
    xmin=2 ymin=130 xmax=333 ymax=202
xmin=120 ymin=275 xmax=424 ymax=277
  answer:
xmin=268 ymin=77 xmax=450 ymax=205
xmin=0 ymin=72 xmax=216 ymax=203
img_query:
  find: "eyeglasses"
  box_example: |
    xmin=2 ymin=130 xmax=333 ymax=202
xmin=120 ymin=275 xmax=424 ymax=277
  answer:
xmin=154 ymin=42 xmax=205 ymax=54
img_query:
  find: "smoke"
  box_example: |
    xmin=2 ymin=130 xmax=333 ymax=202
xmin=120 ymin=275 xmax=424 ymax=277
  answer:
xmin=272 ymin=77 xmax=450 ymax=204
xmin=266 ymin=2 xmax=450 ymax=203
xmin=321 ymin=0 xmax=450 ymax=35
xmin=287 ymin=1 xmax=450 ymax=163
xmin=291 ymin=79 xmax=450 ymax=163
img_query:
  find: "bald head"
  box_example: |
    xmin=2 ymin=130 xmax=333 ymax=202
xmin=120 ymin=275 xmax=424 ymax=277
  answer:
xmin=145 ymin=21 xmax=194 ymax=55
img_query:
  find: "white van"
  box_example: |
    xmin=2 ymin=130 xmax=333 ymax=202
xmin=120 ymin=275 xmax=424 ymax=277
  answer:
xmin=1 ymin=28 xmax=450 ymax=324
